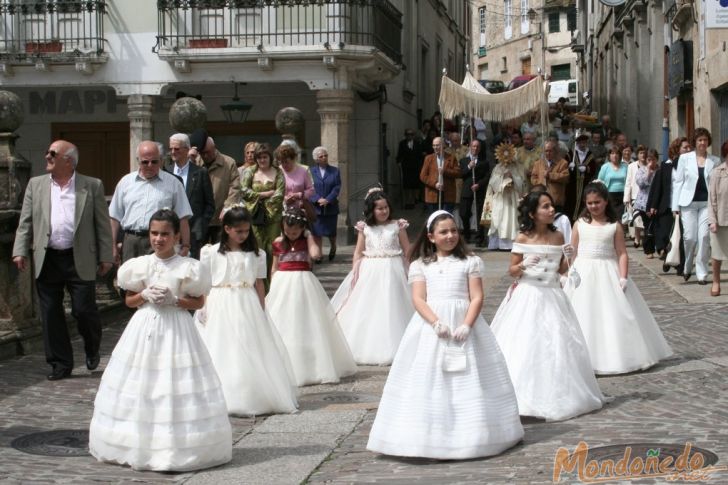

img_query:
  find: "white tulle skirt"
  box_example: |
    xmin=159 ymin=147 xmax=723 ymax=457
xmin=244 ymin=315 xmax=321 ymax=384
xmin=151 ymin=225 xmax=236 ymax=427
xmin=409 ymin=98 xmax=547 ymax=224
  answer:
xmin=266 ymin=270 xmax=357 ymax=386
xmin=565 ymin=257 xmax=673 ymax=374
xmin=89 ymin=305 xmax=232 ymax=471
xmin=491 ymin=282 xmax=604 ymax=421
xmin=196 ymin=287 xmax=298 ymax=416
xmin=331 ymin=257 xmax=414 ymax=365
xmin=367 ymin=298 xmax=524 ymax=459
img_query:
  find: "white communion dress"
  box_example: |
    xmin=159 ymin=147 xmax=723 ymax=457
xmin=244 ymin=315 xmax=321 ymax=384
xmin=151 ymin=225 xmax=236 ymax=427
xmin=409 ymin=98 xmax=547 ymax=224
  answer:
xmin=196 ymin=245 xmax=298 ymax=416
xmin=266 ymin=238 xmax=357 ymax=386
xmin=491 ymin=243 xmax=604 ymax=421
xmin=367 ymin=256 xmax=524 ymax=459
xmin=565 ymin=221 xmax=673 ymax=374
xmin=330 ymin=220 xmax=414 ymax=365
xmin=89 ymin=254 xmax=232 ymax=472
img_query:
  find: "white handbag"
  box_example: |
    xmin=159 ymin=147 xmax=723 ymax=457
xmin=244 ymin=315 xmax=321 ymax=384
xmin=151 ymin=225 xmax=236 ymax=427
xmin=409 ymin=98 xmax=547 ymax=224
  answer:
xmin=442 ymin=342 xmax=467 ymax=372
xmin=665 ymin=214 xmax=682 ymax=267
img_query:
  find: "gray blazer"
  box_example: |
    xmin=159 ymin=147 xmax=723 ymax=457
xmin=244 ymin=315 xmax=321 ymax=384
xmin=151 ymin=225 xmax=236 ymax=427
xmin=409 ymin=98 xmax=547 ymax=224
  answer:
xmin=13 ymin=172 xmax=113 ymax=281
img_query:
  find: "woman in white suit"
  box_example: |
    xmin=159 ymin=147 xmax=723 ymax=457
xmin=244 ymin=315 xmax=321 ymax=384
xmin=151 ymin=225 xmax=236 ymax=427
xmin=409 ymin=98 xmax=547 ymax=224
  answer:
xmin=672 ymin=128 xmax=721 ymax=284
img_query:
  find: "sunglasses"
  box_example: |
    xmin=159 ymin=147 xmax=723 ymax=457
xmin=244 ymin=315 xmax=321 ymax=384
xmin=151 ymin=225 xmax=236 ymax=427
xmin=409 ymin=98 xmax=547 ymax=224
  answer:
xmin=139 ymin=159 xmax=160 ymax=166
xmin=46 ymin=149 xmax=64 ymax=158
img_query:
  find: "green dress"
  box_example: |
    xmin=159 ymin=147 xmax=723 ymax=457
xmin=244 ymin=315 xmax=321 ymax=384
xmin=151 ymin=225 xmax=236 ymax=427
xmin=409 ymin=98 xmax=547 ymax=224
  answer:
xmin=241 ymin=166 xmax=285 ymax=281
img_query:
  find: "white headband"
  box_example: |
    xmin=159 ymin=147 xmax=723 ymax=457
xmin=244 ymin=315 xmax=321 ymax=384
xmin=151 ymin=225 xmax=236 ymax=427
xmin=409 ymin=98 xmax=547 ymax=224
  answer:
xmin=426 ymin=210 xmax=452 ymax=230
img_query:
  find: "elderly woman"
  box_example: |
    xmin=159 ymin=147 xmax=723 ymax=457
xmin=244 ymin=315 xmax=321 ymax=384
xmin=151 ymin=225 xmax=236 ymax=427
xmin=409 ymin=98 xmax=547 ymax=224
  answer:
xmin=672 ymin=127 xmax=721 ymax=284
xmin=239 ymin=141 xmax=259 ymax=179
xmin=309 ymin=146 xmax=341 ymax=262
xmin=241 ymin=143 xmax=285 ymax=277
xmin=276 ymin=143 xmax=315 ymax=214
xmin=708 ymin=140 xmax=728 ymax=296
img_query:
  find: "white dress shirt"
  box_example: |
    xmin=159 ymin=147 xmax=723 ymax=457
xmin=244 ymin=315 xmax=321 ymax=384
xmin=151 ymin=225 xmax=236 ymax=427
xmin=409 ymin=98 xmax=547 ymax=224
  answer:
xmin=49 ymin=172 xmax=76 ymax=250
xmin=174 ymin=161 xmax=190 ymax=188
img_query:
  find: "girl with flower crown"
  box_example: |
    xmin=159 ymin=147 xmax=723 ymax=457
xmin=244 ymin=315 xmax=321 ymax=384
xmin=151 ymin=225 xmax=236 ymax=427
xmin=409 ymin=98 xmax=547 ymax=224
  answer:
xmin=266 ymin=206 xmax=357 ymax=385
xmin=195 ymin=205 xmax=298 ymax=416
xmin=330 ymin=188 xmax=414 ymax=365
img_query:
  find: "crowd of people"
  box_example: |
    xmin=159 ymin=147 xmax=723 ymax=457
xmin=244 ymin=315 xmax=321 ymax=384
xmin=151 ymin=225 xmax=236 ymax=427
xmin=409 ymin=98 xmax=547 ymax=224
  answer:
xmin=9 ymin=113 xmax=728 ymax=471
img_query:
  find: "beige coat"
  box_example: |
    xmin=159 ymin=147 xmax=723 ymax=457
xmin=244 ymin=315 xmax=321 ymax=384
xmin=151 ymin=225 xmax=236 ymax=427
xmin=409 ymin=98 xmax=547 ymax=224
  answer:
xmin=13 ymin=173 xmax=113 ymax=280
xmin=530 ymin=157 xmax=570 ymax=207
xmin=709 ymin=162 xmax=728 ymax=226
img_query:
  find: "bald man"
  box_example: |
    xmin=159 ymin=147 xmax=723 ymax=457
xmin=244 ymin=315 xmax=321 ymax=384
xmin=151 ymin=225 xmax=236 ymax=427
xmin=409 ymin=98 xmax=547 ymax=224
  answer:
xmin=13 ymin=140 xmax=113 ymax=380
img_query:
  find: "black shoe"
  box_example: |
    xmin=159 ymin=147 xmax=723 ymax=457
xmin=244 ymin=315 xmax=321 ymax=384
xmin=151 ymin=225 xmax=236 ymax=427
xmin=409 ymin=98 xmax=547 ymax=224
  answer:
xmin=314 ymin=258 xmax=323 ymax=264
xmin=328 ymin=246 xmax=337 ymax=261
xmin=676 ymin=269 xmax=684 ymax=276
xmin=662 ymin=263 xmax=670 ymax=273
xmin=683 ymin=273 xmax=691 ymax=282
xmin=86 ymin=352 xmax=100 ymax=371
xmin=47 ymin=368 xmax=72 ymax=381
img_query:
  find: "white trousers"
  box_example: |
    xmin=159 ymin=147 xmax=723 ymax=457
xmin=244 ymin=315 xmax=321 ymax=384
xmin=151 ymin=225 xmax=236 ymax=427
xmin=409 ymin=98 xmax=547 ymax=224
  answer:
xmin=680 ymin=201 xmax=710 ymax=280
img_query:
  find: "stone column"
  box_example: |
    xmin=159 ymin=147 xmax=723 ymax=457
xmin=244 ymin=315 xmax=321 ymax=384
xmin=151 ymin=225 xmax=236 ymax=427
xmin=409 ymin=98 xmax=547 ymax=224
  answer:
xmin=316 ymin=89 xmax=353 ymax=243
xmin=127 ymin=94 xmax=155 ymax=169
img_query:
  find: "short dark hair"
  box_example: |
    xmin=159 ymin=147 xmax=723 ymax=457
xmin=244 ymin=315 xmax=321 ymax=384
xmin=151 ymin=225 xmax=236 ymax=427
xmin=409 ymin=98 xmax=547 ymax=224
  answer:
xmin=721 ymin=139 xmax=728 ymax=160
xmin=691 ymin=127 xmax=712 ymax=147
xmin=254 ymin=143 xmax=274 ymax=165
xmin=149 ymin=209 xmax=180 ymax=233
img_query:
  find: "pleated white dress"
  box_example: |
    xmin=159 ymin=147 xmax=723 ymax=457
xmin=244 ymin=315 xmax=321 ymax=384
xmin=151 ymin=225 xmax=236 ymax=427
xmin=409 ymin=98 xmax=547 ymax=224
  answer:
xmin=196 ymin=245 xmax=298 ymax=416
xmin=491 ymin=243 xmax=604 ymax=421
xmin=330 ymin=220 xmax=414 ymax=365
xmin=565 ymin=221 xmax=673 ymax=374
xmin=367 ymin=256 xmax=524 ymax=459
xmin=266 ymin=238 xmax=357 ymax=386
xmin=89 ymin=254 xmax=232 ymax=472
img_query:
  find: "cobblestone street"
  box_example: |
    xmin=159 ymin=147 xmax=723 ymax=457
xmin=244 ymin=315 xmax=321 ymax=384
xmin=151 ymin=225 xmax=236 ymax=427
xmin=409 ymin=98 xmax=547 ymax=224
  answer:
xmin=0 ymin=243 xmax=727 ymax=484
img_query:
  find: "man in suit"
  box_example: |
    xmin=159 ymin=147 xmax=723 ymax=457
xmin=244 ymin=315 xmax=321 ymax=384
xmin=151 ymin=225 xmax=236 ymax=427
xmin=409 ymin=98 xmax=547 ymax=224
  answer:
xmin=13 ymin=140 xmax=113 ymax=380
xmin=166 ymin=133 xmax=215 ymax=258
xmin=420 ymin=136 xmax=460 ymax=214
xmin=189 ymin=130 xmax=241 ymax=244
xmin=395 ymin=129 xmax=422 ymax=209
xmin=459 ymin=140 xmax=489 ymax=245
xmin=531 ymin=140 xmax=570 ymax=212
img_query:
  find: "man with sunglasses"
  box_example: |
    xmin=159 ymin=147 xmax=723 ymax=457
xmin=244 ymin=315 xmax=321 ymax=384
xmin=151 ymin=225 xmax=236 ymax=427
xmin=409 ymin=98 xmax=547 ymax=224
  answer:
xmin=109 ymin=140 xmax=192 ymax=264
xmin=13 ymin=140 xmax=113 ymax=380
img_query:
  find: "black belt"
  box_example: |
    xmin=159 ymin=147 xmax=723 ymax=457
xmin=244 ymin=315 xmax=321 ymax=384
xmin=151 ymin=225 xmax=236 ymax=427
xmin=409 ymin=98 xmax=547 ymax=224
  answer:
xmin=124 ymin=229 xmax=149 ymax=237
xmin=46 ymin=247 xmax=73 ymax=254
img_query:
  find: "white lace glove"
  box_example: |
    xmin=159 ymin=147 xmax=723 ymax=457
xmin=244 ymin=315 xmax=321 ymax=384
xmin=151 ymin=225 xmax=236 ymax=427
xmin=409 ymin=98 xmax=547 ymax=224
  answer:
xmin=619 ymin=278 xmax=629 ymax=292
xmin=578 ymin=165 xmax=587 ymax=173
xmin=154 ymin=285 xmax=178 ymax=306
xmin=140 ymin=286 xmax=165 ymax=304
xmin=195 ymin=307 xmax=207 ymax=325
xmin=432 ymin=321 xmax=451 ymax=339
xmin=452 ymin=325 xmax=471 ymax=342
xmin=559 ymin=275 xmax=569 ymax=288
xmin=562 ymin=244 xmax=575 ymax=260
xmin=521 ymin=255 xmax=541 ymax=269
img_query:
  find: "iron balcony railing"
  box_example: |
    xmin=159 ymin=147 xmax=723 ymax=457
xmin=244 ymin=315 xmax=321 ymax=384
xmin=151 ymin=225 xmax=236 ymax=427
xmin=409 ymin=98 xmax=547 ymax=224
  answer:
xmin=0 ymin=1 xmax=106 ymax=61
xmin=155 ymin=0 xmax=402 ymax=64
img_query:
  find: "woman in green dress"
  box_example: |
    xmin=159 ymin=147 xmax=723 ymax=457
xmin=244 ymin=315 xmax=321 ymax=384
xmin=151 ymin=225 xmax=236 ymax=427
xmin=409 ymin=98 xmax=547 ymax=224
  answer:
xmin=241 ymin=143 xmax=285 ymax=282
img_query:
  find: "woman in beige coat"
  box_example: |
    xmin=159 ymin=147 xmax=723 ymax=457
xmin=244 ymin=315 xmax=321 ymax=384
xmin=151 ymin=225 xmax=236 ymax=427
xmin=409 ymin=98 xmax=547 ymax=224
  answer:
xmin=708 ymin=139 xmax=728 ymax=296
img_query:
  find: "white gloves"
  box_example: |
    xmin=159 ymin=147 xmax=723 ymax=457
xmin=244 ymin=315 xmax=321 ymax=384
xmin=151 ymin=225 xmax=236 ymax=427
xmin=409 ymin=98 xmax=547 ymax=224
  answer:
xmin=569 ymin=161 xmax=575 ymax=170
xmin=156 ymin=286 xmax=178 ymax=306
xmin=559 ymin=275 xmax=569 ymax=288
xmin=432 ymin=321 xmax=451 ymax=339
xmin=140 ymin=286 xmax=165 ymax=304
xmin=562 ymin=244 xmax=575 ymax=260
xmin=452 ymin=325 xmax=471 ymax=342
xmin=578 ymin=165 xmax=587 ymax=173
xmin=619 ymin=278 xmax=629 ymax=291
xmin=522 ymin=255 xmax=541 ymax=269
xmin=195 ymin=307 xmax=207 ymax=325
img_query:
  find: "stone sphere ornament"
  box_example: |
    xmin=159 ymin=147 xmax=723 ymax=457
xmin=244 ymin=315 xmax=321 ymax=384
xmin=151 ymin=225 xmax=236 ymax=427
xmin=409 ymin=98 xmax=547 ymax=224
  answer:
xmin=169 ymin=97 xmax=207 ymax=133
xmin=0 ymin=90 xmax=24 ymax=132
xmin=275 ymin=107 xmax=304 ymax=135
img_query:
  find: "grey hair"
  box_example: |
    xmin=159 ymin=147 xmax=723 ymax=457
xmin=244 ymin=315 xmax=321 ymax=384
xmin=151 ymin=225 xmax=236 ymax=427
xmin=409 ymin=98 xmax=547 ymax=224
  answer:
xmin=155 ymin=142 xmax=165 ymax=158
xmin=65 ymin=145 xmax=79 ymax=168
xmin=312 ymin=146 xmax=328 ymax=159
xmin=169 ymin=133 xmax=190 ymax=148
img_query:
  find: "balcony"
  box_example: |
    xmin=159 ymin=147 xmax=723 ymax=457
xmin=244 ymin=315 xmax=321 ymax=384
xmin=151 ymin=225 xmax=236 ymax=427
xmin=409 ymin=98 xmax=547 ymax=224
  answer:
xmin=154 ymin=0 xmax=402 ymax=66
xmin=0 ymin=1 xmax=107 ymax=69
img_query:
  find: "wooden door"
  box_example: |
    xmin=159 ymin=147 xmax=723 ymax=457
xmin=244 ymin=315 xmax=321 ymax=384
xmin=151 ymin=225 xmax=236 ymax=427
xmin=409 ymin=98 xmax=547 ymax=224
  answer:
xmin=51 ymin=122 xmax=130 ymax=196
xmin=522 ymin=57 xmax=531 ymax=75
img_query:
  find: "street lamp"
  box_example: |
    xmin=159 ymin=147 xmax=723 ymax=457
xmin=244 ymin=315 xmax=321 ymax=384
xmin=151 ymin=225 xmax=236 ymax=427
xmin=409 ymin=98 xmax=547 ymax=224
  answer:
xmin=527 ymin=8 xmax=546 ymax=77
xmin=220 ymin=82 xmax=252 ymax=124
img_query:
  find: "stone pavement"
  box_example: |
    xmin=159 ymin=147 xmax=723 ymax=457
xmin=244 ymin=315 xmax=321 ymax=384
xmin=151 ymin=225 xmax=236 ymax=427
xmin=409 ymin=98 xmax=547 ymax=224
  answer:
xmin=0 ymin=241 xmax=727 ymax=484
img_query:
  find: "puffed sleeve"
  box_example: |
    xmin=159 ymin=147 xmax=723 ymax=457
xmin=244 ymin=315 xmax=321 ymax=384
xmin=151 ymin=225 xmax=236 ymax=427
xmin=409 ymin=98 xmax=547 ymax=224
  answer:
xmin=408 ymin=259 xmax=425 ymax=283
xmin=116 ymin=256 xmax=148 ymax=292
xmin=256 ymin=250 xmax=267 ymax=279
xmin=178 ymin=259 xmax=212 ymax=297
xmin=467 ymin=255 xmax=485 ymax=279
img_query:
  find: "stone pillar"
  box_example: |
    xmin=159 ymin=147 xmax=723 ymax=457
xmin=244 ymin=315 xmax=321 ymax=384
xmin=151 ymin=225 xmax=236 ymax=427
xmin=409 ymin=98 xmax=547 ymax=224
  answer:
xmin=316 ymin=89 xmax=353 ymax=243
xmin=0 ymin=91 xmax=38 ymax=359
xmin=127 ymin=94 xmax=155 ymax=169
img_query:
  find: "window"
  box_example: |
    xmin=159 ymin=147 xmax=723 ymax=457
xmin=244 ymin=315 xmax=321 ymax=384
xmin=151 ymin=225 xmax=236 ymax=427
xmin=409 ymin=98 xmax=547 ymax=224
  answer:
xmin=501 ymin=56 xmax=508 ymax=72
xmin=480 ymin=63 xmax=489 ymax=78
xmin=548 ymin=12 xmax=560 ymax=33
xmin=504 ymin=0 xmax=513 ymax=39
xmin=567 ymin=8 xmax=576 ymax=32
xmin=479 ymin=6 xmax=486 ymax=47
xmin=520 ymin=0 xmax=529 ymax=34
xmin=551 ymin=63 xmax=571 ymax=80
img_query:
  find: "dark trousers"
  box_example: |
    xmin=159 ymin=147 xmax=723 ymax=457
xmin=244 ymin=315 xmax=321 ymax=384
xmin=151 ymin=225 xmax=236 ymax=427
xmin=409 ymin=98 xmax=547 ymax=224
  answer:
xmin=426 ymin=202 xmax=455 ymax=215
xmin=36 ymin=249 xmax=101 ymax=371
xmin=460 ymin=193 xmax=485 ymax=242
